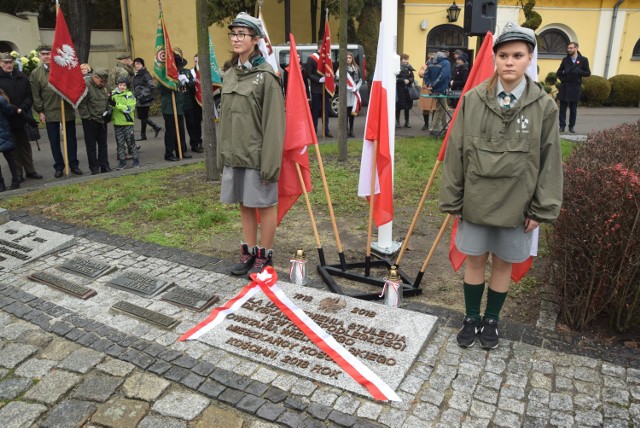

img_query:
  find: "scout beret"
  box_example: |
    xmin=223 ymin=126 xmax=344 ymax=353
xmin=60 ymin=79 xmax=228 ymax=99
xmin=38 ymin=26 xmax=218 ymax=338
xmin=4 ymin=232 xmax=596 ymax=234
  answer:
xmin=0 ymin=52 xmax=13 ymax=61
xmin=493 ymin=22 xmax=537 ymax=52
xmin=93 ymin=68 xmax=109 ymax=80
xmin=116 ymin=52 xmax=132 ymax=60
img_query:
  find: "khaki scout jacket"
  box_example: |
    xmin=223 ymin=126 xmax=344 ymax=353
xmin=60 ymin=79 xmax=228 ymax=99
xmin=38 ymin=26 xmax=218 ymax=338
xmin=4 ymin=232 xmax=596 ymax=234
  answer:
xmin=218 ymin=62 xmax=285 ymax=183
xmin=78 ymin=76 xmax=110 ymax=123
xmin=108 ymin=62 xmax=134 ymax=93
xmin=29 ymin=65 xmax=75 ymax=122
xmin=439 ymin=76 xmax=563 ymax=227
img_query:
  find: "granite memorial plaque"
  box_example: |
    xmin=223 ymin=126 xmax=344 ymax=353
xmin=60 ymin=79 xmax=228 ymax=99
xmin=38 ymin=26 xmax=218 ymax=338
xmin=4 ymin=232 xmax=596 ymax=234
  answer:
xmin=60 ymin=257 xmax=114 ymax=278
xmin=161 ymin=287 xmax=219 ymax=312
xmin=112 ymin=301 xmax=179 ymax=329
xmin=194 ymin=281 xmax=437 ymax=396
xmin=107 ymin=271 xmax=173 ymax=297
xmin=0 ymin=221 xmax=75 ymax=271
xmin=28 ymin=271 xmax=96 ymax=299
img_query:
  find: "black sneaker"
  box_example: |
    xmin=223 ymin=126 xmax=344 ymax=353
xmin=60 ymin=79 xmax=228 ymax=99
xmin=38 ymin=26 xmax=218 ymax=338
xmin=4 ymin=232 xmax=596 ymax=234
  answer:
xmin=230 ymin=243 xmax=255 ymax=275
xmin=248 ymin=247 xmax=273 ymax=277
xmin=457 ymin=317 xmax=480 ymax=348
xmin=479 ymin=318 xmax=500 ymax=349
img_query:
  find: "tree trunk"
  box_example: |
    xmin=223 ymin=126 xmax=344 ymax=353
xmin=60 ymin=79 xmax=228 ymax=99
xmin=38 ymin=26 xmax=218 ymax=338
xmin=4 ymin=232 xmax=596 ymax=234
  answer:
xmin=337 ymin=0 xmax=348 ymax=161
xmin=197 ymin=0 xmax=219 ymax=181
xmin=310 ymin=0 xmax=318 ymax=43
xmin=67 ymin=0 xmax=95 ymax=64
xmin=318 ymin=0 xmax=327 ymax=41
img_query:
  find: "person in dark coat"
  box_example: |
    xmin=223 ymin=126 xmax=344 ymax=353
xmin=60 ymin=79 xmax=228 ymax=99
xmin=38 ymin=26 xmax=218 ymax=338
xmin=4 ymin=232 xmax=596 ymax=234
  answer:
xmin=395 ymin=53 xmax=415 ymax=128
xmin=304 ymin=40 xmax=333 ymax=138
xmin=0 ymin=52 xmax=42 ymax=182
xmin=132 ymin=58 xmax=162 ymax=141
xmin=450 ymin=54 xmax=469 ymax=108
xmin=556 ymin=41 xmax=590 ymax=133
xmin=425 ymin=47 xmax=452 ymax=135
xmin=159 ymin=51 xmax=191 ymax=161
xmin=183 ymin=54 xmax=203 ymax=153
xmin=0 ymin=88 xmax=20 ymax=191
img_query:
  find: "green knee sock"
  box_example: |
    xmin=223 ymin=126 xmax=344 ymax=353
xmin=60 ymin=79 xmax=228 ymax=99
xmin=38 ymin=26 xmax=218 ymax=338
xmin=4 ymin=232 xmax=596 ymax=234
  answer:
xmin=463 ymin=282 xmax=485 ymax=320
xmin=484 ymin=288 xmax=508 ymax=321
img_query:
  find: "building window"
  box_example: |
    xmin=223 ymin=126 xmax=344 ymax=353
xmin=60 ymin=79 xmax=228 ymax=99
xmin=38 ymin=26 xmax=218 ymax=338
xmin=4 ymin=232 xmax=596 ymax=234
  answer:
xmin=632 ymin=39 xmax=640 ymax=60
xmin=539 ymin=29 xmax=570 ymax=58
xmin=426 ymin=24 xmax=467 ymax=58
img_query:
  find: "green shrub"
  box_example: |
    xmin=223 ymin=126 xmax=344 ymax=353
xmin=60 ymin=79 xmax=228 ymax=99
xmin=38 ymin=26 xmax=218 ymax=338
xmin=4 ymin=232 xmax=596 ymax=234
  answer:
xmin=548 ymin=120 xmax=640 ymax=332
xmin=580 ymin=75 xmax=611 ymax=106
xmin=544 ymin=72 xmax=557 ymax=86
xmin=606 ymin=74 xmax=640 ymax=106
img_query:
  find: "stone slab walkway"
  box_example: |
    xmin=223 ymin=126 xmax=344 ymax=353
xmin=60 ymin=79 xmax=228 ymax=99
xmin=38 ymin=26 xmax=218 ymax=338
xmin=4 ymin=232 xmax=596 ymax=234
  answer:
xmin=1 ymin=213 xmax=639 ymax=427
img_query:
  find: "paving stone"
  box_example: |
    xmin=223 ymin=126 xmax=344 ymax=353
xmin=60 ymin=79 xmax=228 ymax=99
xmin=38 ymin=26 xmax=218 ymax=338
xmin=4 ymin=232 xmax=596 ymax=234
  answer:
xmin=164 ymin=365 xmax=191 ymax=382
xmin=237 ymin=394 xmax=267 ymax=414
xmin=15 ymin=357 xmax=57 ymax=379
xmin=256 ymin=402 xmax=286 ymax=421
xmin=138 ymin=415 xmax=187 ymax=428
xmin=39 ymin=338 xmax=79 ymax=361
xmin=72 ymin=372 xmax=124 ymax=402
xmin=23 ymin=369 xmax=80 ymax=404
xmin=549 ymin=393 xmax=574 ymax=412
xmin=218 ymin=387 xmax=246 ymax=405
xmin=244 ymin=380 xmax=269 ymax=397
xmin=278 ymin=410 xmax=309 ymax=427
xmin=531 ymin=360 xmax=554 ymax=375
xmin=356 ymin=401 xmax=383 ymax=420
xmin=449 ymin=390 xmax=473 ymax=412
xmin=474 ymin=385 xmax=499 ymax=405
xmin=603 ymin=387 xmax=629 ymax=405
xmin=0 ymin=321 xmax=38 ymax=340
xmin=484 ymin=358 xmax=507 ymax=374
xmin=193 ymin=405 xmax=242 ymax=428
xmin=492 ymin=409 xmax=521 ymax=427
xmin=284 ymin=395 xmax=308 ymax=412
xmin=628 ymin=367 xmax=640 ymax=384
xmin=574 ymin=393 xmax=603 ymax=410
xmin=39 ymin=399 xmax=97 ymax=428
xmin=500 ymin=384 xmax=525 ymax=400
xmin=604 ymin=403 xmax=630 ymax=420
xmin=251 ymin=367 xmax=278 ymax=384
xmin=191 ymin=361 xmax=216 ymax=377
xmin=604 ymin=375 xmax=626 ymax=388
xmin=57 ymin=347 xmax=104 ymax=373
xmin=0 ymin=377 xmax=33 ymax=400
xmin=96 ymin=358 xmax=136 ymax=376
xmin=264 ymin=386 xmax=288 ymax=403
xmin=412 ymin=402 xmax=439 ymax=422
xmin=198 ymin=379 xmax=226 ymax=398
xmin=479 ymin=372 xmax=502 ymax=390
xmin=0 ymin=343 xmax=38 ymax=368
xmin=550 ymin=410 xmax=574 ymax=426
xmin=378 ymin=409 xmax=407 ymax=427
xmin=525 ymin=400 xmax=550 ymax=419
xmin=0 ymin=401 xmax=47 ymax=428
xmin=18 ymin=329 xmax=54 ymax=348
xmin=291 ymin=378 xmax=318 ymax=396
xmin=452 ymin=374 xmax=479 ymax=392
xmin=333 ymin=395 xmax=360 ymax=415
xmin=574 ymin=367 xmax=600 ymax=382
xmin=92 ymin=397 xmax=149 ymax=427
xmin=152 ymin=390 xmax=210 ymax=420
xmin=574 ymin=409 xmax=604 ymax=426
xmin=469 ymin=399 xmax=495 ymax=420
xmin=555 ymin=376 xmax=574 ymax=391
xmin=307 ymin=402 xmax=332 ymax=420
xmin=440 ymin=408 xmax=464 ymax=426
xmin=148 ymin=360 xmax=172 ymax=375
xmin=271 ymin=373 xmax=297 ymax=391
xmin=123 ymin=371 xmax=170 ymax=401
xmin=173 ymin=354 xmax=198 ymax=369
xmin=328 ymin=409 xmax=357 ymax=427
xmin=631 ymin=386 xmax=640 ymax=400
xmin=427 ymin=374 xmax=452 ymax=391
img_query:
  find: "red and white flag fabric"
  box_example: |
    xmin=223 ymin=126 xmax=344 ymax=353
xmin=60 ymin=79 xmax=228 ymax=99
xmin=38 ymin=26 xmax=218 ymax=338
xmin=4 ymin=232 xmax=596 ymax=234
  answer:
xmin=318 ymin=20 xmax=335 ymax=96
xmin=257 ymin=10 xmax=279 ymax=74
xmin=179 ymin=266 xmax=401 ymax=402
xmin=443 ymin=32 xmax=533 ymax=282
xmin=346 ymin=73 xmax=361 ymax=115
xmin=357 ymin=21 xmax=393 ymax=227
xmin=277 ymin=35 xmax=315 ymax=225
xmin=48 ymin=7 xmax=86 ymax=108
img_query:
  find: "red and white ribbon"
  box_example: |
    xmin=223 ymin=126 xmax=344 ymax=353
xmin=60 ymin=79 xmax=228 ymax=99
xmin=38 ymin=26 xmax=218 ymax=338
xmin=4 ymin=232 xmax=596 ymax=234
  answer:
xmin=346 ymin=73 xmax=361 ymax=115
xmin=380 ymin=278 xmax=401 ymax=307
xmin=179 ymin=266 xmax=400 ymax=402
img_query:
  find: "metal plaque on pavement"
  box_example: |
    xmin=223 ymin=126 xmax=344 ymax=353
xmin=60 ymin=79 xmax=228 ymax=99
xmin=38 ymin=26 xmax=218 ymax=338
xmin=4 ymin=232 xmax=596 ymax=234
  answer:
xmin=60 ymin=257 xmax=114 ymax=278
xmin=161 ymin=287 xmax=219 ymax=312
xmin=28 ymin=271 xmax=97 ymax=300
xmin=107 ymin=271 xmax=173 ymax=297
xmin=112 ymin=301 xmax=179 ymax=329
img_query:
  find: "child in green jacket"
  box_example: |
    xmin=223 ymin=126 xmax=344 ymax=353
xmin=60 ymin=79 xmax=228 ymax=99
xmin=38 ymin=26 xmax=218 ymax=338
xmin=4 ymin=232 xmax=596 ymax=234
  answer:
xmin=111 ymin=78 xmax=139 ymax=169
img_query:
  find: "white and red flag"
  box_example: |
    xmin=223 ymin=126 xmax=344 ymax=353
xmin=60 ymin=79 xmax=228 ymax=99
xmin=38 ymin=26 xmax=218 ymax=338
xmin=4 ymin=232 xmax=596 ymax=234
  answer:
xmin=277 ymin=34 xmax=316 ymax=225
xmin=257 ymin=10 xmax=279 ymax=74
xmin=318 ymin=20 xmax=335 ymax=96
xmin=346 ymin=73 xmax=361 ymax=115
xmin=357 ymin=21 xmax=393 ymax=227
xmin=48 ymin=7 xmax=86 ymax=108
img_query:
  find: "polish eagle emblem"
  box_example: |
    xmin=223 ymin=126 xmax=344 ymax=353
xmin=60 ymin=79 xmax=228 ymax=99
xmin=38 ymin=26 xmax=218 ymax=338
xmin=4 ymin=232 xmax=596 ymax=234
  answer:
xmin=53 ymin=44 xmax=79 ymax=69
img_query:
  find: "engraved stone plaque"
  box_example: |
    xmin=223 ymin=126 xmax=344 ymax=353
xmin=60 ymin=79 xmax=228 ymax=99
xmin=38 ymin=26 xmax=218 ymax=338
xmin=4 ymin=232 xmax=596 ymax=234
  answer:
xmin=28 ymin=271 xmax=96 ymax=300
xmin=194 ymin=282 xmax=437 ymax=397
xmin=112 ymin=301 xmax=179 ymax=329
xmin=107 ymin=271 xmax=173 ymax=297
xmin=0 ymin=221 xmax=75 ymax=271
xmin=60 ymin=257 xmax=114 ymax=278
xmin=161 ymin=287 xmax=219 ymax=312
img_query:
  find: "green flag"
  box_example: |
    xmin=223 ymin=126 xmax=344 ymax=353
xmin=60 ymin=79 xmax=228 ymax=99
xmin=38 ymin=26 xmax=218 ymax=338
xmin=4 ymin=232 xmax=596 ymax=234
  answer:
xmin=209 ymin=35 xmax=222 ymax=87
xmin=153 ymin=11 xmax=178 ymax=90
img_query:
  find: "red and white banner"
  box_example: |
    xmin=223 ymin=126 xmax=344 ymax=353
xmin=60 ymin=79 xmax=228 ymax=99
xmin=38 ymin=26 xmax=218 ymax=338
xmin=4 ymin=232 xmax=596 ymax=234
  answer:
xmin=179 ymin=267 xmax=400 ymax=402
xmin=258 ymin=10 xmax=279 ymax=74
xmin=346 ymin=73 xmax=361 ymax=115
xmin=319 ymin=20 xmax=335 ymax=96
xmin=357 ymin=21 xmax=393 ymax=227
xmin=48 ymin=7 xmax=86 ymax=108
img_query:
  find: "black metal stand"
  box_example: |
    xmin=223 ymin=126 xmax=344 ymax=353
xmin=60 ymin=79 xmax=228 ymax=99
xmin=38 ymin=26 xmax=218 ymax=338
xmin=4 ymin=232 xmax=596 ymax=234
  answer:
xmin=317 ymin=256 xmax=422 ymax=301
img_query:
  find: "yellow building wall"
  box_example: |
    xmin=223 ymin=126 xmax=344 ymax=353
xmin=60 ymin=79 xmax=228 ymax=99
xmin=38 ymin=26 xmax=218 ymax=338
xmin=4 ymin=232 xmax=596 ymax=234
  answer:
xmin=616 ymin=9 xmax=640 ymax=76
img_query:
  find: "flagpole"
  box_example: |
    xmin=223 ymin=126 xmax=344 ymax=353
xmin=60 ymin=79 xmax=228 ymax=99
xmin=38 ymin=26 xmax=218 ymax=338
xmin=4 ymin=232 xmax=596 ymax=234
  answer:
xmin=312 ymin=145 xmax=345 ymax=268
xmin=395 ymin=160 xmax=442 ymax=266
xmin=54 ymin=1 xmax=70 ymax=178
xmin=365 ymin=139 xmax=379 ymax=277
xmin=321 ymin=8 xmax=329 ymax=139
xmin=414 ymin=214 xmax=451 ymax=287
xmin=171 ymin=92 xmax=183 ymax=159
xmin=296 ymin=163 xmax=322 ymax=248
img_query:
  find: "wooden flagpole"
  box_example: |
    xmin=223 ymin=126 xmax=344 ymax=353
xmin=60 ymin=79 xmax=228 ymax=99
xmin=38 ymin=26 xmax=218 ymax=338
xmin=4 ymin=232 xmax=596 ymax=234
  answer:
xmin=60 ymin=100 xmax=70 ymax=177
xmin=313 ymin=144 xmax=346 ymax=269
xmin=395 ymin=159 xmax=442 ymax=266
xmin=365 ymin=139 xmax=379 ymax=276
xmin=171 ymin=92 xmax=183 ymax=159
xmin=419 ymin=213 xmax=451 ymax=273
xmin=296 ymin=163 xmax=322 ymax=248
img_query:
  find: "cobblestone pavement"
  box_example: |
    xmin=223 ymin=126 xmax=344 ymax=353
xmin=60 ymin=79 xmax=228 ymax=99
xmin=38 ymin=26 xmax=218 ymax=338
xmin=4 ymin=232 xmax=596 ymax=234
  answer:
xmin=1 ymin=216 xmax=640 ymax=427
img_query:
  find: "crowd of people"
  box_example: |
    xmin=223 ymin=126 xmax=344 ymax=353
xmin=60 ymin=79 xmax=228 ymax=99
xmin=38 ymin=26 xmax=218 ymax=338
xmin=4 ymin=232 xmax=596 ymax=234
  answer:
xmin=0 ymin=45 xmax=208 ymax=188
